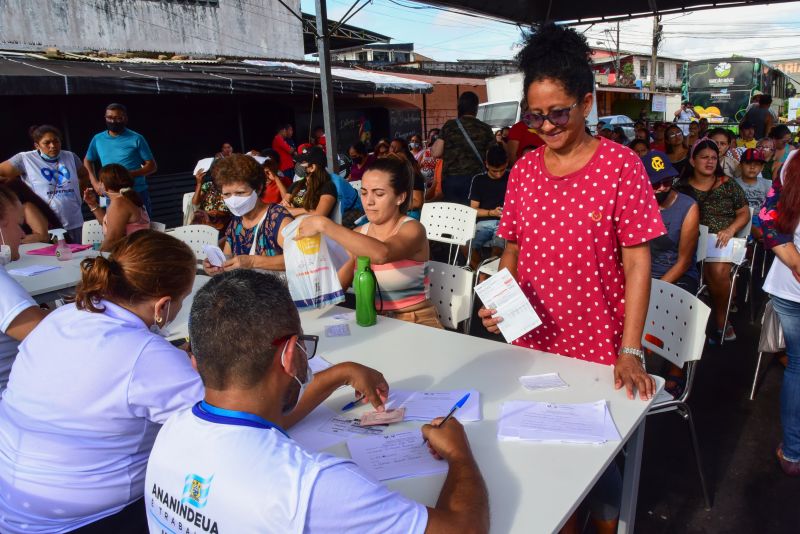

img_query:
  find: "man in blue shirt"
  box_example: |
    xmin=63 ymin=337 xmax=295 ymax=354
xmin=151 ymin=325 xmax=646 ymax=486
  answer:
xmin=84 ymin=103 xmax=158 ymax=216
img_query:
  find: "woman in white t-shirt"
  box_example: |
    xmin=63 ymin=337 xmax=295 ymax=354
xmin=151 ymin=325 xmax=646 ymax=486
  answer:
xmin=0 ymin=125 xmax=90 ymax=244
xmin=0 ymin=186 xmax=47 ymax=396
xmin=0 ymin=230 xmax=204 ymax=533
xmin=760 ymin=149 xmax=800 ymax=477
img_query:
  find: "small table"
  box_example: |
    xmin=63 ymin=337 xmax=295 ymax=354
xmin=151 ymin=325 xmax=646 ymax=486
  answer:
xmin=8 ymin=243 xmax=100 ymax=303
xmin=298 ymin=306 xmax=662 ymax=533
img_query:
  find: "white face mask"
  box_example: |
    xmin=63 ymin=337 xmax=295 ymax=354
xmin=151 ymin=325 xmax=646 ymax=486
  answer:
xmin=0 ymin=227 xmax=10 ymax=266
xmin=281 ymin=338 xmax=314 ymax=414
xmin=224 ymin=191 xmax=258 ymax=217
xmin=149 ymin=301 xmax=172 ymax=337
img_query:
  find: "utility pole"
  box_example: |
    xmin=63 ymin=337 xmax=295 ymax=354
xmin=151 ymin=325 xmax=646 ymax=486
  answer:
xmin=315 ymin=0 xmax=337 ymax=171
xmin=615 ymin=21 xmax=621 ymax=77
xmin=650 ymin=15 xmax=662 ymax=93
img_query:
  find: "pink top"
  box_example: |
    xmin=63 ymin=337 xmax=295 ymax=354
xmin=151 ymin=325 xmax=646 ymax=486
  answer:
xmin=497 ymin=138 xmax=665 ymax=365
xmin=103 ymin=206 xmax=151 ymax=237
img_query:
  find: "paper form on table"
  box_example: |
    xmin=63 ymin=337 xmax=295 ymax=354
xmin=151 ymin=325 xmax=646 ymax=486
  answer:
xmin=346 ymin=431 xmax=449 ymax=481
xmin=386 ymin=390 xmax=481 ymax=422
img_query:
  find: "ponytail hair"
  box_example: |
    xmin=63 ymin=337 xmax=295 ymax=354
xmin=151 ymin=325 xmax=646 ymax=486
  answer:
xmin=98 ymin=164 xmax=143 ymax=207
xmin=75 ymin=230 xmax=196 ymax=313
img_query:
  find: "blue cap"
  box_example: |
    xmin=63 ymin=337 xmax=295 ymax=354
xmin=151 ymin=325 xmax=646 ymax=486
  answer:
xmin=641 ymin=150 xmax=679 ymax=184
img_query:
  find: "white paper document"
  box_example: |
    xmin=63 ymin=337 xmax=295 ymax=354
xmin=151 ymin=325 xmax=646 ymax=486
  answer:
xmin=290 ymin=405 xmax=348 ymax=452
xmin=474 ymin=268 xmax=542 ymax=343
xmin=193 ymin=157 xmax=214 ymax=175
xmin=201 ymin=245 xmax=227 ymax=267
xmin=332 ymin=311 xmax=355 ymax=322
xmin=324 ymin=323 xmax=351 ymax=337
xmin=347 ymin=431 xmax=449 ymax=481
xmin=519 ymin=373 xmax=569 ymax=391
xmin=308 ymin=356 xmax=333 ymax=374
xmin=706 ymin=234 xmax=734 ymax=260
xmin=498 ymin=400 xmax=620 ymax=444
xmin=8 ymin=265 xmax=60 ymax=276
xmin=386 ymin=390 xmax=481 ymax=422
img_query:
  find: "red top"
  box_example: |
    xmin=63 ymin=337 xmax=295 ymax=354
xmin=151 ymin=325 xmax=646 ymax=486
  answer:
xmin=261 ymin=174 xmax=292 ymax=204
xmin=497 ymin=139 xmax=666 ymax=365
xmin=272 ymin=134 xmax=295 ymax=171
xmin=508 ymin=121 xmax=544 ymax=159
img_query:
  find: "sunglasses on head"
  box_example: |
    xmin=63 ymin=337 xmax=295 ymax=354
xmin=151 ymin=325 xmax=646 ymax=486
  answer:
xmin=522 ymin=103 xmax=578 ymax=129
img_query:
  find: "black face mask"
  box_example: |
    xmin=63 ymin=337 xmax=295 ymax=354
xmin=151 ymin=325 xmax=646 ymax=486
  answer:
xmin=351 ymin=156 xmax=363 ymax=164
xmin=106 ymin=121 xmax=126 ymax=133
xmin=655 ymin=190 xmax=671 ymax=204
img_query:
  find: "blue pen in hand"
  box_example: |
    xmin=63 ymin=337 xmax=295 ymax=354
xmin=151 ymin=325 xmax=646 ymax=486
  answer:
xmin=341 ymin=394 xmax=366 ymax=412
xmin=422 ymin=393 xmax=471 ymax=445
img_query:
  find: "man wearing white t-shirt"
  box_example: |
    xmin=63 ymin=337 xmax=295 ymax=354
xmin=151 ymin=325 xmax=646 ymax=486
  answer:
xmin=145 ymin=271 xmax=489 ymax=533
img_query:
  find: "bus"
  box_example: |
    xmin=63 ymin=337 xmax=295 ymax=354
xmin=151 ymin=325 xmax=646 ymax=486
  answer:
xmin=684 ymin=57 xmax=789 ymax=124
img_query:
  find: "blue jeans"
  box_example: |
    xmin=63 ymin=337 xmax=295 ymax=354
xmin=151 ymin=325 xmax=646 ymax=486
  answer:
xmin=472 ymin=219 xmax=504 ymax=249
xmin=773 ymin=295 xmax=800 ymax=461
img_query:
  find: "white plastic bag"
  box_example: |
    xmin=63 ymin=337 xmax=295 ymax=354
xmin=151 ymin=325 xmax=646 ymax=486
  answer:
xmin=281 ymin=218 xmax=346 ymax=310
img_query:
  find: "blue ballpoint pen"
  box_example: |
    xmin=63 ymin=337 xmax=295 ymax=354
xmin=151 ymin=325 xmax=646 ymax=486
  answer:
xmin=422 ymin=393 xmax=471 ymax=445
xmin=341 ymin=394 xmax=366 ymax=412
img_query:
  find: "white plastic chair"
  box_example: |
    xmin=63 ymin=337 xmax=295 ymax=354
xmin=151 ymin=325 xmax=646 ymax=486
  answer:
xmin=420 ymin=203 xmax=477 ymax=266
xmin=696 ymin=224 xmax=708 ymax=294
xmin=349 ymin=180 xmax=361 ymax=190
xmin=150 ymin=221 xmax=166 ymax=233
xmin=720 ymin=237 xmax=749 ymax=346
xmin=428 ymin=261 xmax=473 ymax=333
xmin=169 ymin=225 xmax=219 ymax=261
xmin=643 ymin=279 xmax=712 ymax=510
xmin=735 ymin=207 xmax=755 ymax=239
xmin=81 ymin=220 xmax=103 ymax=246
xmin=182 ymin=192 xmax=196 ymax=226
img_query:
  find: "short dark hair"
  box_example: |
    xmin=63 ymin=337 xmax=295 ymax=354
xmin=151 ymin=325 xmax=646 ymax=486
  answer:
xmin=770 ymin=124 xmax=791 ymax=140
xmin=486 ymin=144 xmax=508 ymax=167
xmin=212 ymin=153 xmax=265 ymax=195
xmin=190 ymin=270 xmax=300 ymax=390
xmin=106 ymin=103 xmax=127 ymax=114
xmin=517 ymin=23 xmax=594 ymax=100
xmin=628 ymin=139 xmax=650 ymax=152
xmin=759 ymin=94 xmax=773 ymax=106
xmin=349 ymin=141 xmax=367 ymax=156
xmin=708 ymin=127 xmax=734 ymax=144
xmin=28 ymin=124 xmax=62 ymax=144
xmin=457 ymin=91 xmax=480 ymax=117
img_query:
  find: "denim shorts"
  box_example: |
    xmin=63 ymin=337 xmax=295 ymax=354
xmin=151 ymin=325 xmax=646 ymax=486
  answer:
xmin=472 ymin=219 xmax=504 ymax=249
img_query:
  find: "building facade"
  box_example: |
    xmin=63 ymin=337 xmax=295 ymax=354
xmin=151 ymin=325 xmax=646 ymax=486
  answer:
xmin=0 ymin=0 xmax=304 ymax=59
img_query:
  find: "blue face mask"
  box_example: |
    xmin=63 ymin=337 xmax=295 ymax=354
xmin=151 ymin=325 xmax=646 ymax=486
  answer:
xmin=38 ymin=151 xmax=59 ymax=163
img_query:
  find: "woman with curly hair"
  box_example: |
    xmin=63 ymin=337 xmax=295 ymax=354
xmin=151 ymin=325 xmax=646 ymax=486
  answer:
xmin=478 ymin=23 xmax=666 ymax=533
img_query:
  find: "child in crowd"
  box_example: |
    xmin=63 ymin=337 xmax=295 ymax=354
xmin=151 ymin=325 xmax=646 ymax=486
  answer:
xmin=468 ymin=144 xmax=509 ymax=270
xmin=735 ymin=148 xmax=772 ymax=210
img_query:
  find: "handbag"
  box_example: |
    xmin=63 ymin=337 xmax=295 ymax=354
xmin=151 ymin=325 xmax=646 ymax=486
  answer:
xmin=758 ymin=299 xmax=786 ymax=353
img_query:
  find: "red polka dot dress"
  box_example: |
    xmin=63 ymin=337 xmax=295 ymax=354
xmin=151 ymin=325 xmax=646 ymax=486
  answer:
xmin=497 ymin=138 xmax=666 ymax=365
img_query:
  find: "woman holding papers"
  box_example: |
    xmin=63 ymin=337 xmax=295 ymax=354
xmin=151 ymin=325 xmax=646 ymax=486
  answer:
xmin=759 ymin=150 xmax=800 ymax=476
xmin=0 ymin=185 xmax=47 ymax=396
xmin=0 ymin=231 xmax=204 ymax=533
xmin=675 ymin=139 xmax=749 ymax=342
xmin=202 ymin=154 xmax=293 ymax=275
xmin=296 ymin=157 xmax=443 ymax=329
xmin=478 ymin=24 xmax=666 ymax=534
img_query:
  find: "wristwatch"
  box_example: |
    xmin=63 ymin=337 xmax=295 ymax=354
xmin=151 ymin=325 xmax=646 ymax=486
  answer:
xmin=618 ymin=347 xmax=645 ymax=366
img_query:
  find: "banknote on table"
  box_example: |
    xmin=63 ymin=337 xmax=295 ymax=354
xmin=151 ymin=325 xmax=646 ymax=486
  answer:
xmin=360 ymin=408 xmax=406 ymax=427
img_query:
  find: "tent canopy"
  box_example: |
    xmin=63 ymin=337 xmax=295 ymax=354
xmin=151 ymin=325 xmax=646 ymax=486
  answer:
xmin=420 ymin=0 xmax=799 ymax=24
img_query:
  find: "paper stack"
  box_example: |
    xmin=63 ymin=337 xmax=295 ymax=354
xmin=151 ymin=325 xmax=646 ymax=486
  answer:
xmin=498 ymin=400 xmax=620 ymax=444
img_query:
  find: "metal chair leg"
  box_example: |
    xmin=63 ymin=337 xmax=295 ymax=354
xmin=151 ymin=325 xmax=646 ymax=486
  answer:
xmin=720 ymin=266 xmax=741 ymax=346
xmin=750 ymin=351 xmax=767 ymax=401
xmin=761 ymin=247 xmax=769 ymax=278
xmin=682 ymin=403 xmax=713 ymax=511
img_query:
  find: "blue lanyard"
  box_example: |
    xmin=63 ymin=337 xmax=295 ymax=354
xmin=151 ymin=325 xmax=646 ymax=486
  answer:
xmin=193 ymin=401 xmax=289 ymax=438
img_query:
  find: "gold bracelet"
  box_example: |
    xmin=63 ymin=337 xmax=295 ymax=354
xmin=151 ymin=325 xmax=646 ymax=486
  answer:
xmin=90 ymin=206 xmax=99 ymax=212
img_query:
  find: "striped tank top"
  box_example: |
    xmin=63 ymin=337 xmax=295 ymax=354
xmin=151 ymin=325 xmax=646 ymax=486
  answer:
xmin=358 ymin=217 xmax=429 ymax=311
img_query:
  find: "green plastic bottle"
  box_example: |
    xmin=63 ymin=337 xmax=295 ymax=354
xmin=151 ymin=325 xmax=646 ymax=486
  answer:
xmin=354 ymin=256 xmax=377 ymax=327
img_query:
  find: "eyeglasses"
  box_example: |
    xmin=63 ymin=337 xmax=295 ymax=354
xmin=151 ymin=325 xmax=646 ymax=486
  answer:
xmin=651 ymin=178 xmax=674 ymax=190
xmin=272 ymin=334 xmax=318 ymax=361
xmin=522 ymin=103 xmax=578 ymax=129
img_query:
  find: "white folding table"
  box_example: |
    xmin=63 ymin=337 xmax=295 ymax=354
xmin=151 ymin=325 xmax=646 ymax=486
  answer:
xmin=8 ymin=243 xmax=101 ymax=303
xmin=298 ymin=306 xmax=662 ymax=534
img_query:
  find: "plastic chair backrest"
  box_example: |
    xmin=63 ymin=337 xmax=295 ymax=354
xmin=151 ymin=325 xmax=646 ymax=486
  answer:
xmin=642 ymin=279 xmax=711 ymax=368
xmin=729 ymin=237 xmax=748 ymax=265
xmin=696 ymin=225 xmax=709 ymax=262
xmin=150 ymin=221 xmax=166 ymax=233
xmin=169 ymin=224 xmax=219 ymax=260
xmin=349 ymin=180 xmax=361 ymax=190
xmin=428 ymin=261 xmax=473 ymax=330
xmin=420 ymin=203 xmax=477 ymax=246
xmin=182 ymin=192 xmax=196 ymax=226
xmin=735 ymin=207 xmax=754 ymax=239
xmin=81 ymin=220 xmax=103 ymax=245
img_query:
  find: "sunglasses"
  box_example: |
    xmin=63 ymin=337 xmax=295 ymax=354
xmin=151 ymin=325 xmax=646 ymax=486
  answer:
xmin=522 ymin=103 xmax=578 ymax=129
xmin=651 ymin=178 xmax=674 ymax=190
xmin=667 ymin=132 xmax=683 ymax=139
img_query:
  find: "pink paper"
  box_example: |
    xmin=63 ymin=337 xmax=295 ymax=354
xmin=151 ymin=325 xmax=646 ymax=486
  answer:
xmin=26 ymin=244 xmax=92 ymax=256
